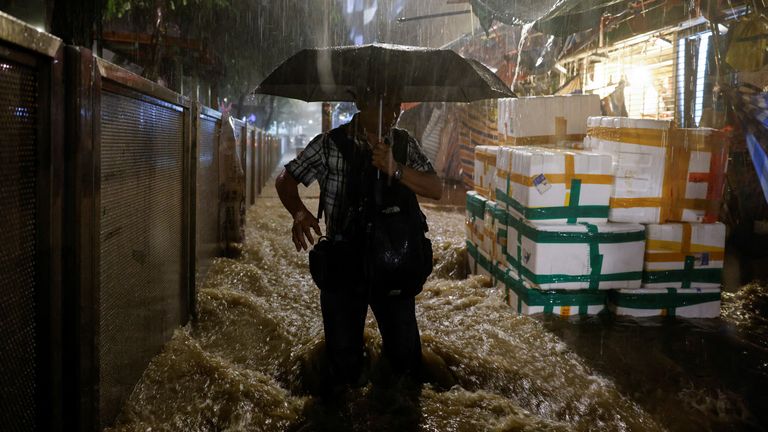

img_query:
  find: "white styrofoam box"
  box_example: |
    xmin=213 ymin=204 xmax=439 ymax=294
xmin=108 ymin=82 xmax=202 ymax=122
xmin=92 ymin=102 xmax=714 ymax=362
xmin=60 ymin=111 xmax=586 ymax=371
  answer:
xmin=502 ymin=146 xmax=613 ymax=224
xmin=505 ymin=214 xmax=645 ymax=290
xmin=670 ymin=128 xmax=728 ymax=223
xmin=608 ymin=287 xmax=721 ymax=318
xmin=586 ymin=118 xmax=727 ymax=223
xmin=495 ymin=146 xmax=514 ymax=208
xmin=642 ymin=222 xmax=725 ymax=289
xmin=582 ymin=116 xmax=602 ymax=149
xmin=494 ymin=204 xmax=509 ymax=270
xmin=503 ymin=271 xmax=607 ymax=316
xmin=586 ymin=116 xmax=672 ymax=224
xmin=477 ymin=248 xmax=493 ymax=279
xmin=498 ymin=95 xmax=601 ymax=143
xmin=466 ymin=191 xmax=487 ymax=246
xmin=467 ymin=240 xmax=478 ymax=275
xmin=473 ymin=145 xmax=499 ymax=199
xmin=481 ymin=200 xmax=499 ymax=258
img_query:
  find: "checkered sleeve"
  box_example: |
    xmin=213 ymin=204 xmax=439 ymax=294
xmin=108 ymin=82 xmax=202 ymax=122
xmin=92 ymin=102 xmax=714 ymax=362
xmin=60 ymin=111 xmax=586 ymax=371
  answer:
xmin=404 ymin=133 xmax=436 ymax=173
xmin=284 ymin=133 xmax=326 ymax=186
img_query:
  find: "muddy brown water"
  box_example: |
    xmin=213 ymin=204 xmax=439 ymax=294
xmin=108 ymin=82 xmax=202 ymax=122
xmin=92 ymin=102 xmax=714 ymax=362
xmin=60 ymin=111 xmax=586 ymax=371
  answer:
xmin=106 ymin=182 xmax=768 ymax=432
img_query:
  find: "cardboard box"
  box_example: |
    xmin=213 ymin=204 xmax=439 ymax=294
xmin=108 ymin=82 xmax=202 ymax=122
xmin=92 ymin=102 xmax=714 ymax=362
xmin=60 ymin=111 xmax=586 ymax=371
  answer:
xmin=498 ymin=95 xmax=601 ymax=145
xmin=642 ymin=222 xmax=725 ymax=289
xmin=495 ymin=146 xmax=613 ymax=224
xmin=586 ymin=117 xmax=727 ymax=224
xmin=474 ymin=145 xmax=500 ymax=200
xmin=505 ymin=212 xmax=645 ymax=290
xmin=608 ymin=287 xmax=721 ymax=318
xmin=503 ymin=270 xmax=607 ymax=316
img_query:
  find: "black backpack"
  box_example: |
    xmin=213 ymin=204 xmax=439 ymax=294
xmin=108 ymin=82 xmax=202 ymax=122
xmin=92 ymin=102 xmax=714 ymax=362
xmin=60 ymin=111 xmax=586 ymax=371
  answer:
xmin=309 ymin=127 xmax=433 ymax=298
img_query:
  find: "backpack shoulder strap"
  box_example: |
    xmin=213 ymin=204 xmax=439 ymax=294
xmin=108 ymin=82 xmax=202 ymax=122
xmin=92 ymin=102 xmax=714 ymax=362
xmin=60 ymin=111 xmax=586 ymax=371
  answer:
xmin=391 ymin=128 xmax=409 ymax=165
xmin=316 ymin=131 xmax=332 ymax=220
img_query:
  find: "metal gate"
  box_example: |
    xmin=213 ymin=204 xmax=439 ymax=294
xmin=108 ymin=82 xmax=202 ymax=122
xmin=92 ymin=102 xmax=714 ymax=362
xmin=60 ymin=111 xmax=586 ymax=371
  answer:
xmin=0 ymin=12 xmax=63 ymax=432
xmin=196 ymin=106 xmax=222 ymax=285
xmin=65 ymin=47 xmax=194 ymax=431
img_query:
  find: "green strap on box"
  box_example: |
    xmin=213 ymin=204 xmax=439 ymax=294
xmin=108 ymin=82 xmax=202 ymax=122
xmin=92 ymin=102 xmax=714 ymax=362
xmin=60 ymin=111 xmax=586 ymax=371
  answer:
xmin=466 ymin=241 xmax=478 ymax=260
xmin=497 ymin=178 xmax=609 ymax=222
xmin=583 ymin=223 xmax=604 ymax=289
xmin=506 ymin=212 xmax=645 ymax=244
xmin=504 ymin=270 xmax=606 ymax=315
xmin=609 ymin=288 xmax=720 ymax=316
xmin=466 ymin=192 xmax=486 ymax=220
xmin=567 ymin=179 xmax=582 ymax=223
xmin=466 ymin=240 xmax=478 ymax=275
xmin=506 ymin=220 xmax=642 ymax=289
xmin=642 ymin=255 xmax=722 ymax=286
xmin=477 ymin=248 xmax=491 ymax=273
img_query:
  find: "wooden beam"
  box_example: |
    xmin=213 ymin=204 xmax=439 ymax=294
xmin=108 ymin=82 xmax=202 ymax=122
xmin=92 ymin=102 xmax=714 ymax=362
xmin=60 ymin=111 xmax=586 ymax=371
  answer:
xmin=100 ymin=31 xmax=203 ymax=51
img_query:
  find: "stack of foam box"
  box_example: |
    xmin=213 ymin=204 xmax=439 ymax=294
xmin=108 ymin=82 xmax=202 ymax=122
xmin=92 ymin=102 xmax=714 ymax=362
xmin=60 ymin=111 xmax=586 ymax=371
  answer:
xmin=465 ymin=190 xmax=487 ymax=277
xmin=468 ymin=146 xmax=499 ymax=281
xmin=497 ymin=95 xmax=601 ymax=147
xmin=585 ymin=117 xmax=728 ymax=318
xmin=473 ymin=145 xmax=499 ymax=201
xmin=494 ymin=146 xmax=647 ymax=317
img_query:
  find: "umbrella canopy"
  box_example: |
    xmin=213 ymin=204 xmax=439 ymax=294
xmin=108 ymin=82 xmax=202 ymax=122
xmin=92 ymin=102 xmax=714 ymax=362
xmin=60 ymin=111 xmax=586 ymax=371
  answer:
xmin=253 ymin=43 xmax=515 ymax=103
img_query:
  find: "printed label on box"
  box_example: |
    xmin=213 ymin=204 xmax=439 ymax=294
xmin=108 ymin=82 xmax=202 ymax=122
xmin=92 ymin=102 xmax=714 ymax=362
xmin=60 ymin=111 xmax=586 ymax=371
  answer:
xmin=533 ymin=174 xmax=551 ymax=194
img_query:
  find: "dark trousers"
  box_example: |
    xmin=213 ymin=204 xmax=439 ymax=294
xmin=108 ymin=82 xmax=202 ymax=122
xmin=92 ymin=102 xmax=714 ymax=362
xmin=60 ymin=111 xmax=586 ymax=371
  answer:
xmin=320 ymin=288 xmax=422 ymax=386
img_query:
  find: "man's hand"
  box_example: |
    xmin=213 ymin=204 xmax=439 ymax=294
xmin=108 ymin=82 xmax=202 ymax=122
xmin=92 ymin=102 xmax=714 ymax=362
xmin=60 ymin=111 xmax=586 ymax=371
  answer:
xmin=292 ymin=209 xmax=322 ymax=251
xmin=371 ymin=137 xmax=395 ymax=176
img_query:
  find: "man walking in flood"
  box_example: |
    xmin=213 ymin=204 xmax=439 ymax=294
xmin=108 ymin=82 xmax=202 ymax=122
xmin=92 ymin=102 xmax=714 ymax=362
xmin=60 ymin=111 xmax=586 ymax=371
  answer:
xmin=275 ymin=90 xmax=442 ymax=391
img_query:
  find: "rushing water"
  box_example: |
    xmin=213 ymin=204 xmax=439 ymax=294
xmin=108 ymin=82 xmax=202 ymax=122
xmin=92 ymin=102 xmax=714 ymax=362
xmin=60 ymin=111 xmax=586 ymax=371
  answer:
xmin=106 ymin=181 xmax=768 ymax=432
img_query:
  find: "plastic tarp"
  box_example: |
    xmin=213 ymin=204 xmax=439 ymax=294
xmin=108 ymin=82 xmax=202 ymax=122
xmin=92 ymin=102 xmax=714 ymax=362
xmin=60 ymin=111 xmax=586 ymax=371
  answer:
xmin=470 ymin=0 xmax=628 ymax=36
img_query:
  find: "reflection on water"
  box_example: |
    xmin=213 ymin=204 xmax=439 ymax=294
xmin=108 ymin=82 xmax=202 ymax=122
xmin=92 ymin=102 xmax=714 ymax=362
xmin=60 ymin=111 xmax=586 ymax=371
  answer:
xmin=107 ymin=184 xmax=768 ymax=432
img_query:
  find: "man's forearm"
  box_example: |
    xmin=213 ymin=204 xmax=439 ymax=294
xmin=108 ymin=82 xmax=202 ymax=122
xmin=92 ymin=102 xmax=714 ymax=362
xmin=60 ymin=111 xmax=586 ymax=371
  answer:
xmin=275 ymin=169 xmax=311 ymax=218
xmin=399 ymin=167 xmax=443 ymax=200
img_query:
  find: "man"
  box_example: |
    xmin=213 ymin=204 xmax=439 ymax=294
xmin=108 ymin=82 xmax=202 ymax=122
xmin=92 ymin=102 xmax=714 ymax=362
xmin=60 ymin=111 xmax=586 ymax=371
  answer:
xmin=274 ymin=92 xmax=442 ymax=389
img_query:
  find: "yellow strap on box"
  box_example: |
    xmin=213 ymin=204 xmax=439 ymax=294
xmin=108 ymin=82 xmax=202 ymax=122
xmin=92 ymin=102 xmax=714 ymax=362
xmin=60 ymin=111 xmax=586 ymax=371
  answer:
xmin=587 ymin=126 xmax=669 ymax=147
xmin=645 ymin=251 xmax=725 ymax=262
xmin=600 ymin=128 xmax=726 ymax=222
xmin=645 ymin=222 xmax=725 ymax=262
xmin=646 ymin=240 xmax=724 ymax=254
xmin=475 ymin=185 xmax=491 ymax=199
xmin=475 ymin=152 xmax=498 ymax=164
xmin=498 ymin=155 xmax=613 ymax=188
xmin=504 ymin=133 xmax=585 ymax=146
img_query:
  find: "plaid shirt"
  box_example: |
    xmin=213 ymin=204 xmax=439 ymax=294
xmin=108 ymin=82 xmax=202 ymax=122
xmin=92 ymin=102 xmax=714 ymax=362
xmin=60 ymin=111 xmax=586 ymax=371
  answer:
xmin=285 ymin=118 xmax=435 ymax=237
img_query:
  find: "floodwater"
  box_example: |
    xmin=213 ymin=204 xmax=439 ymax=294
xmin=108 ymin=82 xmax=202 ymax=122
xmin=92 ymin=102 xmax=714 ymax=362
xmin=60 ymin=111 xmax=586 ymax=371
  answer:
xmin=107 ymin=179 xmax=768 ymax=432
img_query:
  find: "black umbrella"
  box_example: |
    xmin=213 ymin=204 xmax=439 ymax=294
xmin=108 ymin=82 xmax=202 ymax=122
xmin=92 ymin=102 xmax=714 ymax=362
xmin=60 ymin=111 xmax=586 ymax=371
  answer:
xmin=253 ymin=43 xmax=515 ymax=103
